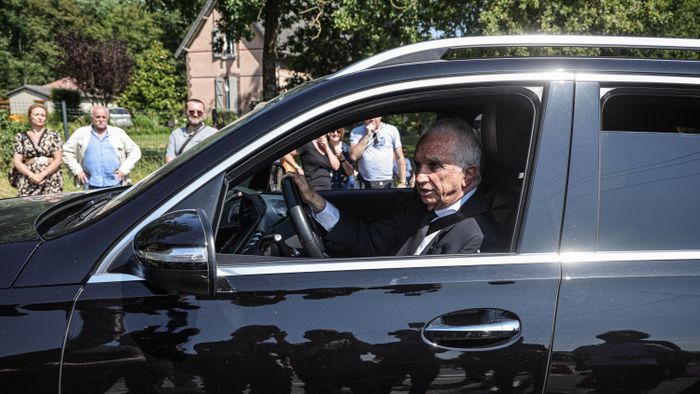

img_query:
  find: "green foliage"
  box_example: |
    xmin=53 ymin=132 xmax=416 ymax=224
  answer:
xmin=218 ymin=0 xmax=266 ymax=43
xmin=129 ymin=114 xmax=172 ymax=135
xmin=384 ymin=113 xmax=436 ymax=138
xmin=143 ymin=0 xmax=207 ymax=54
xmin=119 ymin=42 xmax=184 ymax=123
xmin=214 ymin=109 xmax=238 ymax=128
xmin=0 ymin=0 xmax=194 ymax=98
xmin=0 ymin=111 xmax=27 ymax=172
xmin=478 ymin=0 xmax=700 ymax=38
xmin=0 ymin=0 xmax=83 ymax=91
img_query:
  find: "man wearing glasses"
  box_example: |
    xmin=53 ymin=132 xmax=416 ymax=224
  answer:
xmin=165 ymin=99 xmax=219 ymax=163
xmin=349 ymin=117 xmax=406 ymax=189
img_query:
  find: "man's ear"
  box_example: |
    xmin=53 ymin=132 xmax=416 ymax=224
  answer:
xmin=462 ymin=166 xmax=477 ymax=187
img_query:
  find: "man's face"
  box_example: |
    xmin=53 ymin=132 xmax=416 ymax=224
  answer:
xmin=186 ymin=101 xmax=205 ymax=127
xmin=91 ymin=108 xmax=109 ymax=132
xmin=414 ymin=134 xmax=476 ymax=210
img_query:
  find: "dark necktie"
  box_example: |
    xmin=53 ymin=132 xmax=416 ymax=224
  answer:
xmin=396 ymin=210 xmax=438 ymax=256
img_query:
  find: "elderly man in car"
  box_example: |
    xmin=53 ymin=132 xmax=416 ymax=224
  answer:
xmin=291 ymin=118 xmax=504 ymax=256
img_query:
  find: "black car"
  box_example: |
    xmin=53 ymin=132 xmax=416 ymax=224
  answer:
xmin=2 ymin=35 xmax=700 ymax=393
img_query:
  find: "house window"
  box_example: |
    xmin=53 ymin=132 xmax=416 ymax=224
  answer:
xmin=212 ymin=28 xmax=236 ymax=59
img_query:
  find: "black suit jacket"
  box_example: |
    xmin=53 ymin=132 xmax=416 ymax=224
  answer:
xmin=324 ymin=189 xmax=505 ymax=257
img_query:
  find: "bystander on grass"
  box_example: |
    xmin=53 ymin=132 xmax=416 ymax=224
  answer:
xmin=0 ymin=107 xmax=213 ymax=198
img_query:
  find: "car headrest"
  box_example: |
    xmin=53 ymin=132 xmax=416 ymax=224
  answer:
xmin=480 ymin=101 xmax=533 ymax=174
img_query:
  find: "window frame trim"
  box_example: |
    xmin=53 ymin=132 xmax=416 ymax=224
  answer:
xmin=88 ymin=249 xmax=700 ymax=283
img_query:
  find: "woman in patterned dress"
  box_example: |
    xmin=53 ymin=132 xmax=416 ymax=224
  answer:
xmin=12 ymin=104 xmax=64 ymax=196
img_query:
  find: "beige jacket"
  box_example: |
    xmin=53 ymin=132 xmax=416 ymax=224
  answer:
xmin=62 ymin=125 xmax=141 ymax=184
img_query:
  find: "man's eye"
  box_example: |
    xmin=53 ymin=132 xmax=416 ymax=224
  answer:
xmin=428 ymin=162 xmax=442 ymax=171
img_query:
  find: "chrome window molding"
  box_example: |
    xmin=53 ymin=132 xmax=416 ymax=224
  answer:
xmin=217 ymin=253 xmax=560 ymax=277
xmin=91 ymin=71 xmax=570 ymax=277
xmin=87 ymin=250 xmax=700 ymax=284
xmin=561 ymin=250 xmax=700 ymax=264
xmin=335 ymin=35 xmax=700 ymax=78
xmin=577 ymin=73 xmax=700 ymax=85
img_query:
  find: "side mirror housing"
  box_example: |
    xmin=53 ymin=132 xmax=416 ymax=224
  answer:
xmin=133 ymin=209 xmax=216 ymax=296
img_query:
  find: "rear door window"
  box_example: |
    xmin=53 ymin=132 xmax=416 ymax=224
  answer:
xmin=597 ymin=90 xmax=700 ymax=250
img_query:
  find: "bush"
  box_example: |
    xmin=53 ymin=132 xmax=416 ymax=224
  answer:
xmin=214 ymin=109 xmax=238 ymax=128
xmin=0 ymin=111 xmax=27 ymax=172
xmin=129 ymin=113 xmax=171 ymax=135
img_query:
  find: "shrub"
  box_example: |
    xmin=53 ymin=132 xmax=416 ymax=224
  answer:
xmin=0 ymin=111 xmax=27 ymax=172
xmin=214 ymin=109 xmax=238 ymax=128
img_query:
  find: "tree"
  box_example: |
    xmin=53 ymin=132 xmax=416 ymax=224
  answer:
xmin=218 ymin=0 xmax=298 ymax=100
xmin=281 ymin=0 xmax=483 ymax=84
xmin=282 ymin=1 xmax=366 ymax=82
xmin=119 ymin=41 xmax=184 ymax=119
xmin=0 ymin=0 xmax=84 ymax=91
xmin=478 ymin=0 xmax=700 ymax=38
xmin=143 ymin=0 xmax=207 ymax=53
xmin=56 ymin=34 xmax=133 ymax=104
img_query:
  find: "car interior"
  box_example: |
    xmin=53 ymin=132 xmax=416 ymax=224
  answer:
xmin=213 ymin=89 xmax=538 ymax=261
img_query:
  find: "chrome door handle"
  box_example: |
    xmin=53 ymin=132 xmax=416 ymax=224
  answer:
xmin=424 ymin=319 xmax=520 ymax=340
xmin=422 ymin=309 xmax=521 ymax=349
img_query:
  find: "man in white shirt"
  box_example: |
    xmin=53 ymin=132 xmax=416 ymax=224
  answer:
xmin=349 ymin=117 xmax=406 ymax=188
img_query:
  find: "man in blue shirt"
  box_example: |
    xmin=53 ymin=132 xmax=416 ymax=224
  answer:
xmin=63 ymin=106 xmax=141 ymax=189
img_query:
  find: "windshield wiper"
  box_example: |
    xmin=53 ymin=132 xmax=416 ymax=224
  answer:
xmin=46 ymin=194 xmax=117 ymax=236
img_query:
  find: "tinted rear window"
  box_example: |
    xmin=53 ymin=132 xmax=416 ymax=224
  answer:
xmin=598 ymin=90 xmax=700 ymax=250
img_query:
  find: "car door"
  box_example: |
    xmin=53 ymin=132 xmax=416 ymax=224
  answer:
xmin=546 ymin=78 xmax=700 ymax=393
xmin=61 ymin=76 xmax=573 ymax=393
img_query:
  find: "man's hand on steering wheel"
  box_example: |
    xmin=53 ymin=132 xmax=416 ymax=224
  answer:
xmin=282 ymin=174 xmax=327 ymax=258
xmin=287 ymin=172 xmax=327 ymax=213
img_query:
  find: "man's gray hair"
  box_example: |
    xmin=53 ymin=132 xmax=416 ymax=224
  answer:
xmin=417 ymin=117 xmax=482 ymax=184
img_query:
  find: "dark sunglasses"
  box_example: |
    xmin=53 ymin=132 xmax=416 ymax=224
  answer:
xmin=188 ymin=110 xmax=204 ymax=116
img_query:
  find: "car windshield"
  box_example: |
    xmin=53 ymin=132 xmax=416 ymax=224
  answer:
xmin=110 ymin=108 xmax=129 ymax=114
xmin=89 ymin=79 xmax=324 ymax=223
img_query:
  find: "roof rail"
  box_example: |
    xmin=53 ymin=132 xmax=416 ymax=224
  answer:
xmin=332 ymin=35 xmax=700 ymax=78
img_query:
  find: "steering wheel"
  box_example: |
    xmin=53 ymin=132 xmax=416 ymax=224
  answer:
xmin=281 ymin=177 xmax=327 ymax=258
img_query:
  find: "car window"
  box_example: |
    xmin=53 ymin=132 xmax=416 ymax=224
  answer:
xmin=598 ymin=90 xmax=700 ymax=250
xmin=215 ymin=90 xmax=539 ymax=260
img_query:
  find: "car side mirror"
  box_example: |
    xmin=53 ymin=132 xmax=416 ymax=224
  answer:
xmin=133 ymin=209 xmax=217 ymax=297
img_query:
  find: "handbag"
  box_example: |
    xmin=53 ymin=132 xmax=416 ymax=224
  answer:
xmin=8 ymin=167 xmax=20 ymax=188
xmin=8 ymin=132 xmax=28 ymax=188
